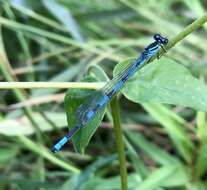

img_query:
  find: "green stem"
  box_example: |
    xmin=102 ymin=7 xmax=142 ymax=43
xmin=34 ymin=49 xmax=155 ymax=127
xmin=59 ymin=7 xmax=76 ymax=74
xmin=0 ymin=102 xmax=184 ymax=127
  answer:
xmin=110 ymin=97 xmax=128 ymax=190
xmin=166 ymin=15 xmax=207 ymax=50
xmin=18 ymin=135 xmax=80 ymax=173
xmin=0 ymin=15 xmax=207 ymax=90
xmin=149 ymin=14 xmax=207 ymax=62
xmin=0 ymin=16 xmax=121 ymax=61
xmin=0 ymin=63 xmax=42 ymax=143
xmin=0 ymin=28 xmax=42 ymax=143
xmin=0 ymin=82 xmax=104 ymax=89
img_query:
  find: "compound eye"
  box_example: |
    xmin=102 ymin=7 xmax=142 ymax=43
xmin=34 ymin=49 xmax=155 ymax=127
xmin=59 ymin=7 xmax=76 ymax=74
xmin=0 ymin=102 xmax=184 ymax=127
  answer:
xmin=154 ymin=34 xmax=161 ymax=40
xmin=163 ymin=38 xmax=168 ymax=44
xmin=158 ymin=39 xmax=162 ymax=43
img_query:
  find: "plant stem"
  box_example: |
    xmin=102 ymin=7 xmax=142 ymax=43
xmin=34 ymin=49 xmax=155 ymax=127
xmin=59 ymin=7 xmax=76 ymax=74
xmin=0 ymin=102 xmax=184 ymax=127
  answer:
xmin=0 ymin=82 xmax=104 ymax=89
xmin=0 ymin=16 xmax=120 ymax=62
xmin=166 ymin=15 xmax=207 ymax=50
xmin=149 ymin=14 xmax=207 ymax=62
xmin=0 ymin=28 xmax=42 ymax=143
xmin=18 ymin=135 xmax=80 ymax=173
xmin=110 ymin=97 xmax=128 ymax=190
xmin=1 ymin=15 xmax=207 ymax=90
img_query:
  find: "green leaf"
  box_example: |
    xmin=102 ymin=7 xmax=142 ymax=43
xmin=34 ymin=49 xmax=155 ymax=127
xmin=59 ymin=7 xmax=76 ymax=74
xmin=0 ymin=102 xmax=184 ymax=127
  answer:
xmin=114 ymin=57 xmax=207 ymax=112
xmin=64 ymin=75 xmax=106 ymax=153
xmin=114 ymin=57 xmax=195 ymax=162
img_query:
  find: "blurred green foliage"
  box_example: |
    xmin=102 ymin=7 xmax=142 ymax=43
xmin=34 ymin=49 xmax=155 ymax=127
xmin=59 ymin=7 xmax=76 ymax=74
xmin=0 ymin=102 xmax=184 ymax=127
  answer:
xmin=0 ymin=0 xmax=207 ymax=189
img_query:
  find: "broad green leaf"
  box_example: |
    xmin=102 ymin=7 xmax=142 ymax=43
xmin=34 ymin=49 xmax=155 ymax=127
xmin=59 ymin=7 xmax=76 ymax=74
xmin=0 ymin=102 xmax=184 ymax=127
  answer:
xmin=125 ymin=131 xmax=180 ymax=165
xmin=88 ymin=64 xmax=110 ymax=82
xmin=64 ymin=75 xmax=106 ymax=153
xmin=114 ymin=57 xmax=207 ymax=112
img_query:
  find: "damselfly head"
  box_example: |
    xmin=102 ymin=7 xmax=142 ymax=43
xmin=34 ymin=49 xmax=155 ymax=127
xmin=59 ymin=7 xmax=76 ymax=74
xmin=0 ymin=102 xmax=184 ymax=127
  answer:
xmin=153 ymin=34 xmax=168 ymax=45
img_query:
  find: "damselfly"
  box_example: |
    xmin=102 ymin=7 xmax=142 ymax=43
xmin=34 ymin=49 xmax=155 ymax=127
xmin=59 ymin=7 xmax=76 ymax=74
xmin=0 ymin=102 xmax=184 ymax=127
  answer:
xmin=52 ymin=34 xmax=168 ymax=153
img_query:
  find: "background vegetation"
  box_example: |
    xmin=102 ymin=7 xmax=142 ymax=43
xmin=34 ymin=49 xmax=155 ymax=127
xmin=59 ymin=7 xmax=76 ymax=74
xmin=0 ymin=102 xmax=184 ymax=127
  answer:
xmin=0 ymin=0 xmax=207 ymax=189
